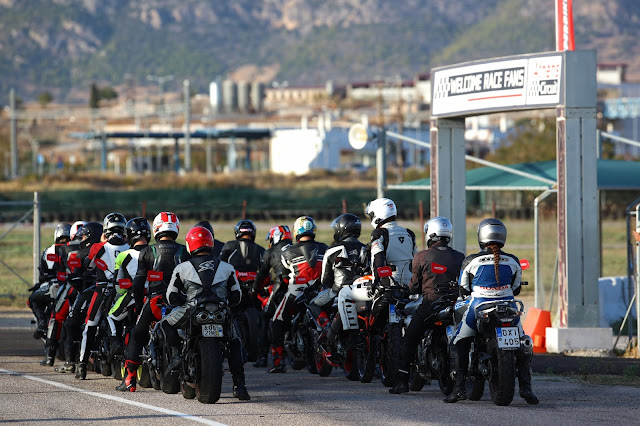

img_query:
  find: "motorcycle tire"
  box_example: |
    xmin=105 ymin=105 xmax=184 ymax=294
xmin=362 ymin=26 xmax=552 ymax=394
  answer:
xmin=160 ymin=347 xmax=180 ymax=394
xmin=343 ymin=350 xmax=359 ymax=381
xmin=112 ymin=359 xmax=123 ymax=381
xmin=195 ymin=338 xmax=223 ymax=404
xmin=488 ymin=340 xmax=516 ymax=406
xmin=409 ymin=364 xmax=426 ymax=391
xmin=181 ymin=380 xmax=196 ymax=400
xmin=100 ymin=358 xmax=112 ymax=377
xmin=357 ymin=344 xmax=375 ymax=383
xmin=380 ymin=323 xmax=402 ymax=387
xmin=466 ymin=374 xmax=485 ymax=401
xmin=138 ymin=362 xmax=153 ymax=389
xmin=305 ymin=332 xmax=318 ymax=375
xmin=313 ymin=335 xmax=332 ymax=377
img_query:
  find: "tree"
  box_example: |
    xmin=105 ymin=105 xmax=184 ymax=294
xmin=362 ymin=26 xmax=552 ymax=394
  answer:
xmin=485 ymin=117 xmax=557 ymax=165
xmin=89 ymin=83 xmax=100 ymax=109
xmin=37 ymin=91 xmax=53 ymax=106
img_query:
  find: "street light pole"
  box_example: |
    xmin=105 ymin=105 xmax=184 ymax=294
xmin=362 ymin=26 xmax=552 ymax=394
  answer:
xmin=146 ymin=74 xmax=174 ymax=115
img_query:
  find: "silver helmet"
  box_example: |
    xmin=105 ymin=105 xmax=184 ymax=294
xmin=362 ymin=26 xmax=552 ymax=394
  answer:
xmin=477 ymin=218 xmax=507 ymax=249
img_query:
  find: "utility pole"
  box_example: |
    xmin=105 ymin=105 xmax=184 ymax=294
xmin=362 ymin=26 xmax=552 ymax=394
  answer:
xmin=147 ymin=74 xmax=174 ymax=116
xmin=183 ymin=79 xmax=191 ymax=172
xmin=10 ymin=89 xmax=18 ymax=179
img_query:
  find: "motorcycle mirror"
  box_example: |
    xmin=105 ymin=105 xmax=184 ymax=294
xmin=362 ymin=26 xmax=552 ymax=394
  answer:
xmin=377 ymin=266 xmax=393 ymax=278
xmin=118 ymin=279 xmax=133 ymax=289
xmin=147 ymin=271 xmax=164 ymax=282
xmin=95 ymin=258 xmax=109 ymax=271
xmin=57 ymin=272 xmax=68 ymax=282
xmin=520 ymin=259 xmax=530 ymax=270
xmin=47 ymin=253 xmax=59 ymax=262
xmin=68 ymin=258 xmax=82 ymax=269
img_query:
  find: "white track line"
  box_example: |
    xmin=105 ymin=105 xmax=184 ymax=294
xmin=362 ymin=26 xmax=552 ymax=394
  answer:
xmin=0 ymin=368 xmax=226 ymax=426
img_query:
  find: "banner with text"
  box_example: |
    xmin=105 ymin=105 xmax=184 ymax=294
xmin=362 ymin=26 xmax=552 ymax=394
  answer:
xmin=431 ymin=53 xmax=563 ymax=117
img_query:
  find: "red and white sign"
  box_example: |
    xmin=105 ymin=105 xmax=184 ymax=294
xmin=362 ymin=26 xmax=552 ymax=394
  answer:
xmin=556 ymin=0 xmax=575 ymax=51
xmin=431 ymin=263 xmax=448 ymax=274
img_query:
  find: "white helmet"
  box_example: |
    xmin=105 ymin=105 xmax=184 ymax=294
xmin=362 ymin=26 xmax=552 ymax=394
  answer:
xmin=70 ymin=221 xmax=86 ymax=240
xmin=365 ymin=198 xmax=397 ymax=228
xmin=424 ymin=216 xmax=453 ymax=247
xmin=152 ymin=211 xmax=180 ymax=241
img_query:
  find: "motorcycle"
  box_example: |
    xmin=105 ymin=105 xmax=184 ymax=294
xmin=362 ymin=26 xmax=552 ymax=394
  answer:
xmin=283 ymin=286 xmax=317 ymax=373
xmin=357 ymin=266 xmax=410 ymax=387
xmin=458 ymin=274 xmax=532 ymax=406
xmin=404 ymin=280 xmax=458 ymax=395
xmin=233 ymin=271 xmax=262 ymax=363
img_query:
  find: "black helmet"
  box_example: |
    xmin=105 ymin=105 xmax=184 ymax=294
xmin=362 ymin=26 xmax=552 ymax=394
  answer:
xmin=77 ymin=222 xmax=103 ymax=248
xmin=331 ymin=213 xmax=361 ymax=243
xmin=125 ymin=217 xmax=151 ymax=246
xmin=54 ymin=223 xmax=71 ymax=244
xmin=477 ymin=218 xmax=507 ymax=249
xmin=103 ymin=213 xmax=127 ymax=239
xmin=195 ymin=221 xmax=215 ymax=239
xmin=234 ymin=219 xmax=256 ymax=241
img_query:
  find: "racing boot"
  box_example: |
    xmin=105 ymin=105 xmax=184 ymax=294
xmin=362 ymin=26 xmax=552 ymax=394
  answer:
xmin=253 ymin=357 xmax=267 ymax=368
xmin=40 ymin=355 xmax=55 ymax=366
xmin=516 ymin=340 xmax=539 ymax=405
xmin=54 ymin=361 xmax=75 ymax=373
xmin=75 ymin=362 xmax=87 ymax=380
xmin=443 ymin=370 xmax=467 ymax=403
xmin=116 ymin=360 xmax=139 ymax=392
xmin=165 ymin=347 xmax=182 ymax=376
xmin=389 ymin=370 xmax=410 ymax=394
xmin=268 ymin=346 xmax=286 ymax=373
xmin=232 ymin=374 xmax=251 ymax=401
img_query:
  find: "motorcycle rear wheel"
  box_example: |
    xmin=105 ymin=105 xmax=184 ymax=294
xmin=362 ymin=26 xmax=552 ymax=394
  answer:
xmin=343 ymin=350 xmax=359 ymax=381
xmin=181 ymin=380 xmax=196 ymax=400
xmin=488 ymin=340 xmax=516 ymax=406
xmin=160 ymin=350 xmax=180 ymax=394
xmin=409 ymin=364 xmax=425 ymax=391
xmin=100 ymin=357 xmax=112 ymax=377
xmin=357 ymin=345 xmax=375 ymax=383
xmin=195 ymin=338 xmax=223 ymax=404
xmin=313 ymin=336 xmax=332 ymax=377
xmin=466 ymin=374 xmax=485 ymax=401
xmin=138 ymin=362 xmax=152 ymax=388
xmin=380 ymin=324 xmax=402 ymax=387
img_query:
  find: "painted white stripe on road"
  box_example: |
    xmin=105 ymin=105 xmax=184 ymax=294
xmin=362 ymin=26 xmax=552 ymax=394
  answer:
xmin=0 ymin=368 xmax=226 ymax=426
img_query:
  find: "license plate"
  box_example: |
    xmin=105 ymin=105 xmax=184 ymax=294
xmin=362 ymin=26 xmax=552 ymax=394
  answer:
xmin=202 ymin=324 xmax=223 ymax=337
xmin=389 ymin=304 xmax=398 ymax=323
xmin=496 ymin=327 xmax=520 ymax=350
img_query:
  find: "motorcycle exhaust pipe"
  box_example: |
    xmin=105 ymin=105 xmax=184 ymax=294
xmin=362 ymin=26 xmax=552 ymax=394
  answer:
xmin=213 ymin=311 xmax=226 ymax=323
xmin=196 ymin=311 xmax=210 ymax=323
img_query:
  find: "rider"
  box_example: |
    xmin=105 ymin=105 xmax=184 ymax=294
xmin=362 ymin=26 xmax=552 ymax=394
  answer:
xmin=107 ymin=217 xmax=151 ymax=365
xmin=321 ymin=213 xmax=368 ymax=348
xmin=162 ymin=226 xmax=250 ymax=401
xmin=443 ymin=218 xmax=539 ymax=405
xmin=117 ymin=212 xmax=190 ymax=392
xmin=252 ymin=225 xmax=293 ymax=368
xmin=195 ymin=220 xmax=225 ymax=259
xmin=76 ymin=213 xmax=129 ymax=380
xmin=55 ymin=221 xmax=103 ymax=374
xmin=29 ymin=223 xmax=70 ymax=342
xmin=269 ymin=216 xmax=328 ymax=373
xmin=389 ymin=217 xmax=465 ymax=394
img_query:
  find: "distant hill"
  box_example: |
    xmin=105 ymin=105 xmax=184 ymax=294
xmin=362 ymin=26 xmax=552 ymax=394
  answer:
xmin=1 ymin=0 xmax=639 ymax=103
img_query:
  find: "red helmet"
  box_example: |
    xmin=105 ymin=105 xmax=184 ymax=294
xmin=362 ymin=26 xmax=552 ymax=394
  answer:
xmin=266 ymin=225 xmax=292 ymax=247
xmin=185 ymin=226 xmax=214 ymax=255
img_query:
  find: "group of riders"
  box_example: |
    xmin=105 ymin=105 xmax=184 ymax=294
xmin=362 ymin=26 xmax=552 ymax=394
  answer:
xmin=27 ymin=197 xmax=538 ymax=405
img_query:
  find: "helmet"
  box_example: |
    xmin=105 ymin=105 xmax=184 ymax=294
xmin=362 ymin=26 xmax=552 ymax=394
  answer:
xmin=234 ymin=219 xmax=257 ymax=241
xmin=70 ymin=221 xmax=86 ymax=240
xmin=152 ymin=212 xmax=180 ymax=241
xmin=125 ymin=217 xmax=151 ymax=246
xmin=266 ymin=225 xmax=292 ymax=247
xmin=331 ymin=213 xmax=361 ymax=243
xmin=424 ymin=216 xmax=453 ymax=247
xmin=185 ymin=226 xmax=214 ymax=255
xmin=293 ymin=216 xmax=317 ymax=241
xmin=365 ymin=198 xmax=397 ymax=228
xmin=195 ymin=221 xmax=215 ymax=239
xmin=54 ymin=223 xmax=71 ymax=244
xmin=76 ymin=222 xmax=103 ymax=248
xmin=103 ymin=212 xmax=127 ymax=242
xmin=477 ymin=218 xmax=507 ymax=249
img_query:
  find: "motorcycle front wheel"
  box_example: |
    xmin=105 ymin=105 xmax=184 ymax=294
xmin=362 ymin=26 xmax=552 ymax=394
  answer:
xmin=195 ymin=338 xmax=223 ymax=404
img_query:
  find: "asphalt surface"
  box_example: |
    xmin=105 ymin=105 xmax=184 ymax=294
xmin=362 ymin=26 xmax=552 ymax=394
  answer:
xmin=2 ymin=310 xmax=640 ymax=425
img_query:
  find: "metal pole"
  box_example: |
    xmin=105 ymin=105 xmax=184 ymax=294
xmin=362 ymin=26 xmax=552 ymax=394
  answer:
xmin=101 ymin=134 xmax=107 ymax=172
xmin=183 ymin=79 xmax=191 ymax=172
xmin=376 ymin=127 xmax=386 ymax=199
xmin=534 ymin=189 xmax=554 ymax=309
xmin=636 ymin=204 xmax=640 ymax=355
xmin=33 ymin=192 xmax=40 ymax=286
xmin=10 ymin=89 xmax=18 ymax=179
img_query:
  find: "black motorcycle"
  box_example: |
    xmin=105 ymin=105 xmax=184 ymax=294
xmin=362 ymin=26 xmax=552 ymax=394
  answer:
xmin=405 ymin=281 xmax=458 ymax=395
xmin=174 ymin=297 xmax=233 ymax=404
xmin=283 ymin=287 xmax=317 ymax=373
xmin=233 ymin=271 xmax=262 ymax=363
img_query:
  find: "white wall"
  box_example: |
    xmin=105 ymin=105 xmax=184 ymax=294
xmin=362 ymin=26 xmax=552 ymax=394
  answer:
xmin=270 ymin=129 xmax=324 ymax=175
